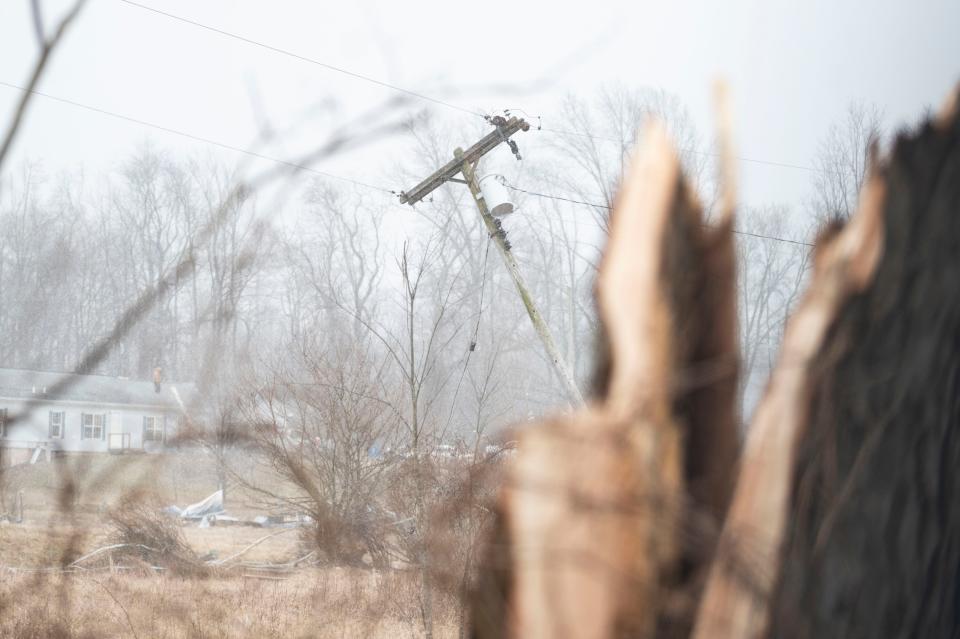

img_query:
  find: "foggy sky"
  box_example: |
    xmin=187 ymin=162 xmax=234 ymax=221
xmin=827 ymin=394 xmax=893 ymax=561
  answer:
xmin=2 ymin=0 xmax=958 ymax=213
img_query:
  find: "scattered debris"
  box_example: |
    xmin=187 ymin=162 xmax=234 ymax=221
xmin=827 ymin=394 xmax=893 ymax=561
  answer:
xmin=167 ymin=489 xmax=225 ymax=520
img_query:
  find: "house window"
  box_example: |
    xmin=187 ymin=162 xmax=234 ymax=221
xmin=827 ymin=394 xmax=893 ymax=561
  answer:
xmin=81 ymin=413 xmax=106 ymax=440
xmin=49 ymin=411 xmax=65 ymax=439
xmin=143 ymin=416 xmax=164 ymax=442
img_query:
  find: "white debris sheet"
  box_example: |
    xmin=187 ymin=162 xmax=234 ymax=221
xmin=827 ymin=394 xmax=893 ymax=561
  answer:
xmin=166 ymin=489 xmax=224 ymax=520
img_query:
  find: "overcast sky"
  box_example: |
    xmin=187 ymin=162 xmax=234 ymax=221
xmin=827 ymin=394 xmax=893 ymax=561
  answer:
xmin=2 ymin=0 xmax=958 ymax=215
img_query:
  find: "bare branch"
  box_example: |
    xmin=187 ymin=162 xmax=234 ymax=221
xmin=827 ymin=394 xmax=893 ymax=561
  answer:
xmin=0 ymin=0 xmax=88 ymax=171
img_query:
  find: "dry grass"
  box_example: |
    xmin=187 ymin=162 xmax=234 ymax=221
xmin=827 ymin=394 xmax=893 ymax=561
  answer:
xmin=0 ymin=569 xmax=459 ymax=638
xmin=181 ymin=525 xmax=303 ymax=564
xmin=0 ymin=451 xmax=462 ymax=637
xmin=0 ymin=520 xmax=80 ymax=566
xmin=0 ymin=521 xmax=461 ymax=637
xmin=0 ymin=517 xmax=317 ymax=570
xmin=2 ymin=451 xmax=280 ymax=517
xmin=0 ymin=519 xmax=307 ymax=568
xmin=0 ymin=450 xmax=308 ymax=564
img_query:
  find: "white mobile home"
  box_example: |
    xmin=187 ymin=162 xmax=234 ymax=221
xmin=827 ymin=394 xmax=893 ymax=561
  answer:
xmin=0 ymin=368 xmax=192 ymax=465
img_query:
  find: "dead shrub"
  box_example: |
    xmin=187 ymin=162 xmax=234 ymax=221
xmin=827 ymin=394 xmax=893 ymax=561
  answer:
xmin=103 ymin=495 xmax=206 ymax=577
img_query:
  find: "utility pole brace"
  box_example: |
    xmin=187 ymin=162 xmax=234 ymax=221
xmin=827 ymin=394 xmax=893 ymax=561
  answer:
xmin=398 ymin=117 xmax=529 ymax=205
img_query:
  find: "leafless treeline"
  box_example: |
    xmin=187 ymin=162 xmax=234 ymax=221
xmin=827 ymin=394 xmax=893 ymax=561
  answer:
xmin=0 ymin=6 xmax=897 ymax=635
xmin=0 ymin=153 xmax=266 ymax=379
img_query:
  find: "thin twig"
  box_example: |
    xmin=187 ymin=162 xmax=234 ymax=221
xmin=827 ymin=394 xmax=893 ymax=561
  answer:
xmin=68 ymin=543 xmax=158 ymax=568
xmin=209 ymin=528 xmax=296 ymax=566
xmin=30 ymin=0 xmax=45 ymax=46
xmin=91 ymin=577 xmax=141 ymax=639
xmin=0 ymin=0 xmax=88 ymax=170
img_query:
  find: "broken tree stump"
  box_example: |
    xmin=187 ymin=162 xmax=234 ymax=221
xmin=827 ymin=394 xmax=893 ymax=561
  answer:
xmin=471 ymin=118 xmax=740 ymax=639
xmin=766 ymin=90 xmax=960 ymax=639
xmin=469 ymin=85 xmax=960 ymax=639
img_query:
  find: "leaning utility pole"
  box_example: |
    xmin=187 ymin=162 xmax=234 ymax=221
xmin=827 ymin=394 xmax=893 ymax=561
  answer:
xmin=399 ymin=117 xmax=584 ymax=406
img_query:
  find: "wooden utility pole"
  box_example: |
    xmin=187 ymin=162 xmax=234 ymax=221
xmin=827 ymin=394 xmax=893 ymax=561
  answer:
xmin=458 ymin=151 xmax=584 ymax=406
xmin=399 ymin=118 xmax=584 ymax=406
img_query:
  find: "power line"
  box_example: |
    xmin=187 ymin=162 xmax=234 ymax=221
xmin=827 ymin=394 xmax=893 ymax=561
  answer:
xmin=540 ymin=126 xmax=821 ymax=174
xmin=0 ymin=82 xmax=814 ymax=249
xmin=111 ymin=0 xmax=861 ymax=185
xmin=115 ymin=1 xmax=830 ymax=178
xmin=115 ymin=0 xmax=487 ymax=119
xmin=0 ymin=80 xmax=394 ymax=193
xmin=718 ymin=226 xmax=815 ymax=248
xmin=504 ymin=185 xmax=609 ymax=211
xmin=502 ymin=182 xmax=816 ymax=248
xmin=442 ymin=238 xmax=492 ymax=433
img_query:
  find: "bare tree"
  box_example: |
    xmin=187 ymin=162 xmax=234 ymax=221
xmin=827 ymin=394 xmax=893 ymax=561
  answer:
xmin=450 ymin=345 xmax=511 ymax=639
xmin=519 ymin=196 xmax=599 ymax=393
xmin=810 ymin=101 xmax=884 ymax=223
xmin=385 ymin=241 xmax=462 ymax=639
xmin=736 ymin=205 xmax=813 ymax=419
xmin=238 ymin=336 xmax=403 ymax=566
xmin=548 ymin=84 xmax=708 ymax=232
xmin=291 ymin=183 xmax=386 ymax=341
xmin=109 ymin=146 xmax=190 ymax=377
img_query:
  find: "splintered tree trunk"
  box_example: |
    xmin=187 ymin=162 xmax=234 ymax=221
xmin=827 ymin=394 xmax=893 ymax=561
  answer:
xmin=469 ymin=87 xmax=960 ymax=639
xmin=767 ymin=96 xmax=960 ymax=638
xmin=471 ymin=119 xmax=741 ymax=639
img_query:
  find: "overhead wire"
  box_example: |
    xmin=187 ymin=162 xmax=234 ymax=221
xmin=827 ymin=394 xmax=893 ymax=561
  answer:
xmin=501 ymin=181 xmax=816 ymax=248
xmin=116 ymin=0 xmax=830 ymax=178
xmin=442 ymin=238 xmax=493 ymax=434
xmin=0 ymin=79 xmax=394 ymax=193
xmin=0 ymin=80 xmax=815 ymax=248
xmin=115 ymin=0 xmax=487 ymax=119
xmin=539 ymin=126 xmax=822 ymax=174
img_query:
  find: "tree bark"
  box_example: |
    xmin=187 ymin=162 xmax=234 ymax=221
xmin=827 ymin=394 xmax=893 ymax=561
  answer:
xmin=768 ymin=93 xmax=960 ymax=639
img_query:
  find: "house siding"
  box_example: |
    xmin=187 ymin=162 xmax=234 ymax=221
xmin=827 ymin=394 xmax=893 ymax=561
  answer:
xmin=0 ymin=397 xmax=175 ymax=455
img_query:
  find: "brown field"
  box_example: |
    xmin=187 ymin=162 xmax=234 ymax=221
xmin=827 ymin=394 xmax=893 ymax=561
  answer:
xmin=0 ymin=452 xmax=304 ymax=567
xmin=0 ymin=569 xmax=458 ymax=638
xmin=0 ymin=453 xmax=457 ymax=637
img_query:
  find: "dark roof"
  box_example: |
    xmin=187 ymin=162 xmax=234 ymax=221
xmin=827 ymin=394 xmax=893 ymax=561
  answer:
xmin=0 ymin=368 xmax=193 ymax=410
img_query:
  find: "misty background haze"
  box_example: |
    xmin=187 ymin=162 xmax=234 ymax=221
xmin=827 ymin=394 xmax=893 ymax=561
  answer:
xmin=2 ymin=0 xmax=958 ymax=427
xmin=1 ymin=2 xmax=959 ymax=637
